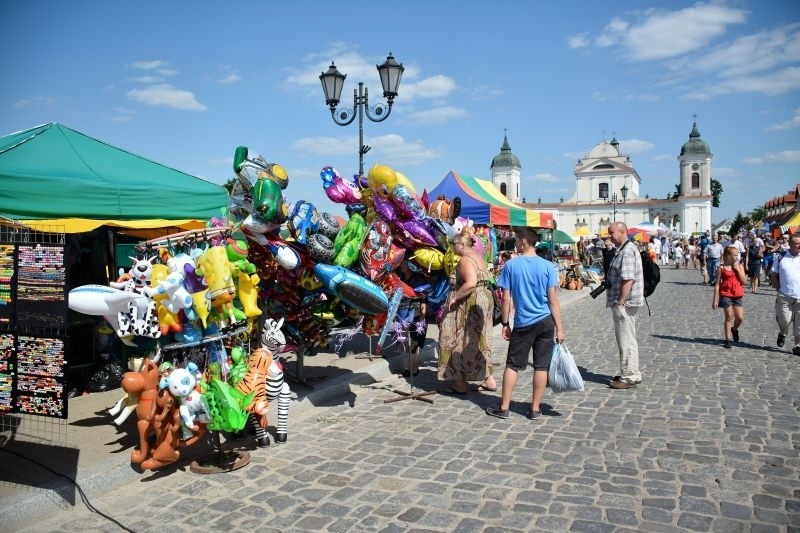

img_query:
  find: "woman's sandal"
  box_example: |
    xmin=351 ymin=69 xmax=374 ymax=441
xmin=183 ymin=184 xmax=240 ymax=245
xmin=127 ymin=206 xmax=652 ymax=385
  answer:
xmin=477 ymin=384 xmax=498 ymax=392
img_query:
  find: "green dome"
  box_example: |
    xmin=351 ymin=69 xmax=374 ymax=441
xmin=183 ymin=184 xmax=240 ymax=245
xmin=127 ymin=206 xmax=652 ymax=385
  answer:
xmin=680 ymin=121 xmax=711 ymax=157
xmin=491 ymin=134 xmax=521 ymax=169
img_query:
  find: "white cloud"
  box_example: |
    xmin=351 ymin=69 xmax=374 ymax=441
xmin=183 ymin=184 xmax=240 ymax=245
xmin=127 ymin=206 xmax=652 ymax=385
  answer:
xmin=468 ymin=84 xmax=503 ymax=101
xmin=742 ymin=150 xmax=800 ymax=164
xmin=652 ymin=153 xmax=673 ymax=161
xmin=393 ymin=75 xmax=456 ymax=100
xmin=12 ymin=96 xmax=57 ymax=108
xmin=594 ymin=4 xmax=747 ymax=61
xmin=108 ymin=107 xmax=137 ymax=123
xmin=126 ymin=84 xmax=206 ymax=111
xmin=127 ymin=59 xmax=178 ymax=77
xmin=217 ymin=73 xmax=242 ymax=84
xmin=369 ymin=134 xmax=444 ymax=166
xmin=129 ymin=76 xmax=163 ymax=84
xmin=405 ymin=106 xmax=469 ymax=126
xmin=567 ymin=33 xmax=590 ymax=49
xmin=711 ymin=167 xmax=737 ymax=177
xmin=619 ymin=139 xmax=655 ymax=154
xmin=292 ymin=136 xmax=355 ymax=156
xmin=766 ymin=108 xmax=800 ymax=131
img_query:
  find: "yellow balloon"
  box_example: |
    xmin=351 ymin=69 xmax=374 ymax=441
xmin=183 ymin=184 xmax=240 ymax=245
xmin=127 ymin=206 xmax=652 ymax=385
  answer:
xmin=367 ymin=164 xmax=397 ymax=197
xmin=412 ymin=247 xmax=445 ymax=272
xmin=443 ymin=247 xmax=461 ymax=277
xmin=394 ymin=170 xmax=416 ymax=194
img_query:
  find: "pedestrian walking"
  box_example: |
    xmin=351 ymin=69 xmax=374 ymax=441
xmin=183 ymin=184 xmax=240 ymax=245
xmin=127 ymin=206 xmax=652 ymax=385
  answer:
xmin=487 ymin=226 xmax=565 ymax=420
xmin=745 ymin=232 xmax=765 ymax=294
xmin=712 ymin=246 xmax=746 ymax=349
xmin=605 ymin=222 xmax=644 ymax=389
xmin=705 ymin=235 xmax=724 ymax=285
xmin=770 ymin=232 xmax=800 ymax=355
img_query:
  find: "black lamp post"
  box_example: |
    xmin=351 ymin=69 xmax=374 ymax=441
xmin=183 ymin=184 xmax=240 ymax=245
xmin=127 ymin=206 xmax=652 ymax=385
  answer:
xmin=319 ymin=53 xmax=404 ymax=178
xmin=601 ymin=184 xmax=629 ymax=220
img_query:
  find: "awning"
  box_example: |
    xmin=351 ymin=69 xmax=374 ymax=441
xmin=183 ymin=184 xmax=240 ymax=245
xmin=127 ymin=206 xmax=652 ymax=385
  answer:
xmin=19 ymin=217 xmax=210 ymax=235
xmin=429 ymin=170 xmax=554 ymax=227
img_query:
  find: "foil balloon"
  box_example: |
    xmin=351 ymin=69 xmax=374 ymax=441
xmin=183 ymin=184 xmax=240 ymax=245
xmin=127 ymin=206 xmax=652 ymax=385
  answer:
xmin=392 ymin=184 xmax=426 ymax=221
xmin=307 ymin=233 xmax=335 ymax=263
xmin=443 ymin=247 xmax=460 ymax=277
xmin=393 ymin=170 xmax=417 ymax=194
xmin=320 ymin=166 xmax=362 ymax=204
xmin=399 ymin=219 xmax=438 ymax=247
xmin=429 ymin=218 xmax=454 ymax=251
xmin=268 ymin=242 xmax=301 ymax=270
xmin=360 ymin=221 xmax=405 ymax=282
xmin=241 ymin=213 xmax=281 ymax=246
xmin=288 ymin=200 xmax=319 ymax=244
xmin=380 ymin=272 xmax=417 ymax=298
xmin=372 ymin=194 xmax=400 ymax=223
xmin=412 ymin=247 xmax=445 ymax=272
xmin=367 ymin=164 xmax=397 ymax=197
xmin=313 ymin=263 xmax=389 ymax=315
xmin=345 ymin=203 xmax=367 ymax=218
xmin=252 ymin=177 xmax=288 ymax=224
xmin=316 ymin=212 xmax=341 ymax=240
xmin=333 ymin=214 xmax=367 ymax=268
xmin=428 ymin=194 xmax=461 ymax=221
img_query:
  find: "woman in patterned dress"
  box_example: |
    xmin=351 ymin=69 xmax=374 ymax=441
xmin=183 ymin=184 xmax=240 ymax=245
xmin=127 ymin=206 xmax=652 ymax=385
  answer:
xmin=437 ymin=232 xmax=496 ymax=394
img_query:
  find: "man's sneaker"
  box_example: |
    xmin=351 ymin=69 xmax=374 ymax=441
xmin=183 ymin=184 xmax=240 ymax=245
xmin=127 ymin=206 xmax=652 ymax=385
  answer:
xmin=486 ymin=405 xmax=509 ymax=419
xmin=723 ymin=339 xmax=732 ymax=349
xmin=793 ymin=346 xmax=800 ymax=356
xmin=613 ymin=375 xmax=642 ymax=384
xmin=731 ymin=328 xmax=739 ymax=342
xmin=777 ymin=334 xmax=786 ymax=347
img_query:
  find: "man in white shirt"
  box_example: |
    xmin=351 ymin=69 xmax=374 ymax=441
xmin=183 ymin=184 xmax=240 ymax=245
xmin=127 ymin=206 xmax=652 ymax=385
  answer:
xmin=771 ymin=232 xmax=800 ymax=355
xmin=729 ymin=234 xmax=746 ymax=263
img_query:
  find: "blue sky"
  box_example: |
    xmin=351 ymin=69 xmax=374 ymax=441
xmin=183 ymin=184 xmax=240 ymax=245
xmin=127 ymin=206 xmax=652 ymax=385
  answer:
xmin=1 ymin=0 xmax=798 ymax=223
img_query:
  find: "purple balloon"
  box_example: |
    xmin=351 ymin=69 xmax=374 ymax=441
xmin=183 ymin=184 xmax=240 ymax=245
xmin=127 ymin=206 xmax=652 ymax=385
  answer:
xmin=392 ymin=185 xmax=426 ymax=220
xmin=372 ymin=194 xmax=400 ymax=223
xmin=399 ymin=219 xmax=437 ymax=246
xmin=183 ymin=263 xmax=207 ymax=293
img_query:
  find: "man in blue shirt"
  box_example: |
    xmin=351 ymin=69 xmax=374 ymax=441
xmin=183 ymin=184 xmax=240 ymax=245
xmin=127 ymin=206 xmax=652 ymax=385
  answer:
xmin=487 ymin=226 xmax=565 ymax=420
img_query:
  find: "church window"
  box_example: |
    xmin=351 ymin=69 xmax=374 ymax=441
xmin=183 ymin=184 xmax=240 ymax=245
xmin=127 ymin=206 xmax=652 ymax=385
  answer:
xmin=691 ymin=172 xmax=699 ymax=189
xmin=598 ymin=182 xmax=609 ymax=199
xmin=593 ymin=164 xmax=614 ymax=170
xmin=500 ymin=182 xmax=507 ymax=196
xmin=516 ymin=183 xmax=519 ymax=198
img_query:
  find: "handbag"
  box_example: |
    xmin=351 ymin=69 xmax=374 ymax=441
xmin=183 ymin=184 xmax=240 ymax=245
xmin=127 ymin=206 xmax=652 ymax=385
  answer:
xmin=548 ymin=342 xmax=584 ymax=393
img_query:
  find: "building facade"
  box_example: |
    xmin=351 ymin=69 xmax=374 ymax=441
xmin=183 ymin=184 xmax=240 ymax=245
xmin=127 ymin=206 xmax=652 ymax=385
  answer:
xmin=492 ymin=123 xmax=714 ymax=235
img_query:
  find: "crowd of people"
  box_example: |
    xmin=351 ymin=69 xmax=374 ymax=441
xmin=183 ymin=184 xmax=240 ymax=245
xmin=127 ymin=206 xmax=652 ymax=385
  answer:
xmin=426 ymin=221 xmax=799 ymax=421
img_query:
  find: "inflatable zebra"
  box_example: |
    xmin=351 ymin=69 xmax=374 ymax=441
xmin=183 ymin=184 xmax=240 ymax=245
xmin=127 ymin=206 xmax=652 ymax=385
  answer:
xmin=261 ymin=317 xmax=291 ymax=444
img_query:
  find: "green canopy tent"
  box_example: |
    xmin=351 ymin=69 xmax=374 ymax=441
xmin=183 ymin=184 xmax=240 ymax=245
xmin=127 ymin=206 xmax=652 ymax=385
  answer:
xmin=0 ymin=123 xmax=228 ymax=233
xmin=551 ymin=229 xmax=576 ymax=244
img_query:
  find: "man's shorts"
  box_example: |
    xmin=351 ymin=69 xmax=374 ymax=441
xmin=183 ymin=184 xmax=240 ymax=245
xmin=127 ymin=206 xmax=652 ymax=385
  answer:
xmin=506 ymin=315 xmax=555 ymax=371
xmin=719 ymin=295 xmax=743 ymax=309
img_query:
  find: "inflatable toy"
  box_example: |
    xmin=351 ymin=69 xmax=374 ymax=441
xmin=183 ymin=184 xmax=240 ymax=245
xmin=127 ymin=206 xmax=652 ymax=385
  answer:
xmin=320 ymin=166 xmax=362 ymax=204
xmin=316 ymin=212 xmax=341 ymax=240
xmin=148 ymin=263 xmax=182 ymax=335
xmin=68 ymin=284 xmax=149 ymax=345
xmin=260 ymin=317 xmax=291 ymax=443
xmin=166 ymin=364 xmax=212 ymax=439
xmin=372 ymin=194 xmax=400 ymax=223
xmin=241 ymin=213 xmax=281 ymax=246
xmin=313 ymin=263 xmax=389 ymax=315
xmin=268 ymin=241 xmax=301 ymax=270
xmin=375 ymin=288 xmax=403 ymax=355
xmin=252 ymin=177 xmax=288 ymax=224
xmin=195 ymin=246 xmax=237 ymax=326
xmin=360 ymin=220 xmax=394 ymax=281
xmin=235 ymin=347 xmax=274 ymax=446
xmin=412 ymin=247 xmax=445 ymax=272
xmin=307 ymin=233 xmax=335 ymax=264
xmin=392 ymin=184 xmax=426 ymax=220
xmin=288 ymin=200 xmax=319 ymax=244
xmin=233 ymin=146 xmax=289 ymax=190
xmin=148 ymin=253 xmax=197 ymax=322
xmin=399 ymin=219 xmax=438 ymax=247
xmin=333 ymin=214 xmax=367 ymax=268
xmin=428 ymin=194 xmax=461 ymax=221
xmin=367 ymin=164 xmax=397 ymax=197
xmin=394 ymin=170 xmax=417 ymax=194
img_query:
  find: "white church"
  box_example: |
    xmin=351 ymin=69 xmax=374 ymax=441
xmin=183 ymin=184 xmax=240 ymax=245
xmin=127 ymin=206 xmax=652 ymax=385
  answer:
xmin=490 ymin=122 xmax=714 ymax=236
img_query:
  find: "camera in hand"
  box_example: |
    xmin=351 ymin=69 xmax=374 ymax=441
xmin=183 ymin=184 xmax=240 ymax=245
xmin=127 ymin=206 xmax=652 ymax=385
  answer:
xmin=590 ymin=280 xmax=611 ymax=299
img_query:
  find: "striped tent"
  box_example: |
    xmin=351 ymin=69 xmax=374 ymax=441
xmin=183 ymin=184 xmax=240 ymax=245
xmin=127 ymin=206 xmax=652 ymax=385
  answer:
xmin=429 ymin=170 xmax=554 ymax=228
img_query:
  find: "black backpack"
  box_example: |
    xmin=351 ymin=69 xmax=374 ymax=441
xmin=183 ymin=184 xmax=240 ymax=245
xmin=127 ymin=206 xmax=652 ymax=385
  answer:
xmin=640 ymin=250 xmax=660 ymax=298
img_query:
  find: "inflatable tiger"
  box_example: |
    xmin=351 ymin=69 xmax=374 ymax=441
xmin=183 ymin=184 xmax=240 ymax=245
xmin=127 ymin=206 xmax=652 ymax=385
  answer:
xmin=235 ymin=348 xmax=272 ymax=436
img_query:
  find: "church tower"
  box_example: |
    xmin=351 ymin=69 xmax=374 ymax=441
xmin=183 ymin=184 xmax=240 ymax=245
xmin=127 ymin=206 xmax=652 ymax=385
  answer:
xmin=491 ymin=133 xmax=522 ymax=202
xmin=678 ymin=119 xmax=712 ymax=197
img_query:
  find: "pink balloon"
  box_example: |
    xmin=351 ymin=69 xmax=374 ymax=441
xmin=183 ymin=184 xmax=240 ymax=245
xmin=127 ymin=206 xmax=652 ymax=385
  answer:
xmin=392 ymin=185 xmax=426 ymax=220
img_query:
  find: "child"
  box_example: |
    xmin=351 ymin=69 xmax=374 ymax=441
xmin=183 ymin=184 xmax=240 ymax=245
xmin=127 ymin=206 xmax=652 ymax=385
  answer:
xmin=712 ymin=245 xmax=746 ymax=349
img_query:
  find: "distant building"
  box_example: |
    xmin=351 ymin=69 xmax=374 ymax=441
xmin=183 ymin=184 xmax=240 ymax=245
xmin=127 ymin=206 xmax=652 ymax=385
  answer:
xmin=491 ymin=123 xmax=714 ymax=235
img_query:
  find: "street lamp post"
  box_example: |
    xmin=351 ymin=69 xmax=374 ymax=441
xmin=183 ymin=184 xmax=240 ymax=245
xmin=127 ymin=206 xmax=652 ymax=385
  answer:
xmin=319 ymin=53 xmax=404 ymax=178
xmin=602 ymin=184 xmax=629 ymax=221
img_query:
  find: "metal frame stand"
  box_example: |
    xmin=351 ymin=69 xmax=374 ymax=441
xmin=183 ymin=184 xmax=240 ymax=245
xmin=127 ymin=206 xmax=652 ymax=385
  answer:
xmin=383 ymin=329 xmax=435 ymax=404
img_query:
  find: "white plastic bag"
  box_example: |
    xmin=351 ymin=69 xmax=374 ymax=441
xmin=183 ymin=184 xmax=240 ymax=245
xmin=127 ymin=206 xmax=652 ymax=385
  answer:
xmin=548 ymin=342 xmax=584 ymax=393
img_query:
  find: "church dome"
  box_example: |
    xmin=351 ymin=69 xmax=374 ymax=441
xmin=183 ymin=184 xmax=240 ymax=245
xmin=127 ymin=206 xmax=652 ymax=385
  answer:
xmin=491 ymin=134 xmax=521 ymax=169
xmin=680 ymin=121 xmax=711 ymax=157
xmin=585 ymin=140 xmax=620 ymax=159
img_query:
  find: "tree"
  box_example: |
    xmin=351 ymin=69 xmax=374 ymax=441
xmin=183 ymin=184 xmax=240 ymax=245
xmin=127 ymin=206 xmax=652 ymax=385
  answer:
xmin=749 ymin=207 xmax=767 ymax=226
xmin=673 ymin=183 xmax=682 ymax=198
xmin=730 ymin=211 xmax=748 ymax=235
xmin=711 ymin=178 xmax=722 ymax=207
xmin=222 ymin=178 xmax=237 ymax=194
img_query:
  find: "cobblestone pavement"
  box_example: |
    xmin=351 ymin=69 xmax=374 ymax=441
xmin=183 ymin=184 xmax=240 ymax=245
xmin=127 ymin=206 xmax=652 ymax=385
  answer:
xmin=25 ymin=267 xmax=800 ymax=532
